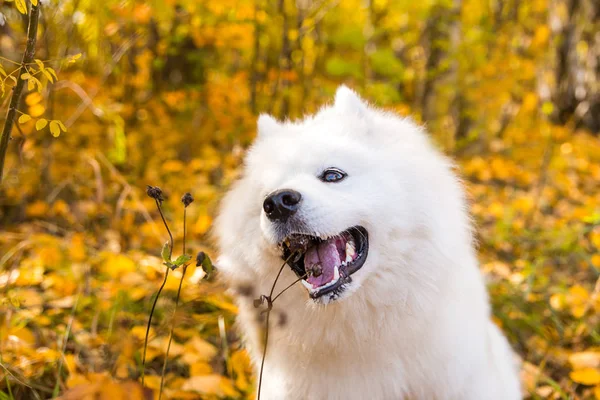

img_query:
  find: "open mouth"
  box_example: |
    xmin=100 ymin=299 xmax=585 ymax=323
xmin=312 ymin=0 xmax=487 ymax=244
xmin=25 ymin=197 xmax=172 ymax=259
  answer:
xmin=279 ymin=226 xmax=369 ymax=300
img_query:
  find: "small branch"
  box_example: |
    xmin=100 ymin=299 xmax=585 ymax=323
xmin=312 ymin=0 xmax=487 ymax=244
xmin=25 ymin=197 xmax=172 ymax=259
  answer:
xmin=255 ymin=254 xmax=295 ymax=400
xmin=141 ymin=267 xmax=169 ymax=385
xmin=141 ymin=196 xmax=173 ymax=386
xmin=0 ymin=2 xmax=41 ymax=185
xmin=158 ymin=203 xmax=190 ymax=399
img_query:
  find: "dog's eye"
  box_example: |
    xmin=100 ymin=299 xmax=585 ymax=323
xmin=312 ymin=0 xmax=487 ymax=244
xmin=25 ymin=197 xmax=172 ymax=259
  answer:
xmin=319 ymin=168 xmax=347 ymax=183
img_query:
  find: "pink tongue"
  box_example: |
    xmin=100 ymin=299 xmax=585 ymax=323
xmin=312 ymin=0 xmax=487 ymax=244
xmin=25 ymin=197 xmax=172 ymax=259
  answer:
xmin=304 ymin=238 xmax=345 ymax=288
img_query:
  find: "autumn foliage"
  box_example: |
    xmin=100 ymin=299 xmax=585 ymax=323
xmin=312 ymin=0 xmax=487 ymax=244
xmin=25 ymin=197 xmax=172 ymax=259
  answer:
xmin=0 ymin=0 xmax=599 ymax=399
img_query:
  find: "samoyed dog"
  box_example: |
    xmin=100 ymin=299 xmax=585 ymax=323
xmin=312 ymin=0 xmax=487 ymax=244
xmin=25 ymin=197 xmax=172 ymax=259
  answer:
xmin=215 ymin=86 xmax=521 ymax=399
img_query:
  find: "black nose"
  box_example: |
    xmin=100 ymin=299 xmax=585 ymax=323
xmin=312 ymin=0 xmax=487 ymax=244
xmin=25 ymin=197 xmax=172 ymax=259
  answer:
xmin=263 ymin=189 xmax=302 ymax=222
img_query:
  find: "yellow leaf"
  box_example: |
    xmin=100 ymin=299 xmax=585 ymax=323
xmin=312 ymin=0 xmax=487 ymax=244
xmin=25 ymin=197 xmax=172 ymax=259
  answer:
xmin=194 ymin=214 xmax=212 ymax=235
xmin=27 ymin=78 xmax=34 ymax=91
xmin=591 ymin=231 xmax=600 ymax=249
xmin=25 ymin=92 xmax=42 ymax=105
xmin=190 ymin=362 xmax=213 ymax=376
xmin=181 ymin=375 xmax=238 ymax=397
xmin=56 ymin=119 xmax=67 ymax=132
xmin=42 ymin=69 xmax=54 ymax=82
xmin=29 ymin=103 xmax=45 ymax=117
xmin=570 ymin=368 xmax=600 ymax=385
xmin=46 ymin=67 xmax=58 ymax=81
xmin=31 ymin=0 xmax=38 ymax=5
xmin=184 ymin=336 xmax=218 ymax=361
xmin=49 ymin=120 xmax=61 ymax=137
xmin=231 ymin=350 xmax=252 ymax=390
xmin=66 ymin=373 xmax=89 ymax=389
xmin=20 ymin=73 xmax=31 ymax=80
xmin=64 ymin=354 xmax=78 ymax=374
xmin=569 ymin=352 xmax=600 ymax=370
xmin=18 ymin=114 xmax=31 ymax=124
xmin=592 ymin=254 xmax=600 ymax=268
xmin=101 ymin=253 xmax=136 ymax=278
xmin=7 ymin=326 xmax=35 ymax=347
xmin=36 ymin=118 xmax=48 ymax=131
xmin=594 ymin=385 xmax=600 ymax=400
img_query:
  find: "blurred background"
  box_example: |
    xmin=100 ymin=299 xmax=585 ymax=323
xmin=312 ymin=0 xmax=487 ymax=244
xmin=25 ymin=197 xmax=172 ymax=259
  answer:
xmin=1 ymin=0 xmax=599 ymax=398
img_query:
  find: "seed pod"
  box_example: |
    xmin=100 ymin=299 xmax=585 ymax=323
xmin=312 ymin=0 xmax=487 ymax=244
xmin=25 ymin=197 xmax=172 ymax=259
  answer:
xmin=307 ymin=262 xmax=322 ymax=277
xmin=146 ymin=185 xmax=164 ymax=204
xmin=181 ymin=192 xmax=194 ymax=207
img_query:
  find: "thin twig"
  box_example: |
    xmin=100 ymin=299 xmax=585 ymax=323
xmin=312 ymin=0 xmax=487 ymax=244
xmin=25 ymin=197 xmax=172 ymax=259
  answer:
xmin=141 ymin=199 xmax=174 ymax=385
xmin=256 ymin=254 xmax=296 ymax=400
xmin=0 ymin=2 xmax=40 ymax=184
xmin=158 ymin=266 xmax=186 ymax=399
xmin=272 ymin=273 xmax=308 ymax=303
xmin=141 ymin=268 xmax=169 ymax=385
xmin=158 ymin=206 xmax=189 ymax=399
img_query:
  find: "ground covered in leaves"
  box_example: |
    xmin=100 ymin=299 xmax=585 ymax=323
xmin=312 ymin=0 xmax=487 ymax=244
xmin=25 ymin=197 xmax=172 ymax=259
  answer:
xmin=1 ymin=119 xmax=599 ymax=399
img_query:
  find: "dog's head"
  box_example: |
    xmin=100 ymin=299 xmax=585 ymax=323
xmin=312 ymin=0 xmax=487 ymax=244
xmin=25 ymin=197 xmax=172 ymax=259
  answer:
xmin=216 ymin=86 xmax=465 ymax=305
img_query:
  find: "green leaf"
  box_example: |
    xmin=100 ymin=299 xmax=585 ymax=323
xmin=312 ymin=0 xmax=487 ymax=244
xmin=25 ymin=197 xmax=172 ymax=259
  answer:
xmin=18 ymin=114 xmax=31 ymax=124
xmin=161 ymin=241 xmax=171 ymax=262
xmin=15 ymin=0 xmax=27 ymax=14
xmin=201 ymin=254 xmax=214 ymax=278
xmin=35 ymin=118 xmax=48 ymax=131
xmin=49 ymin=120 xmax=61 ymax=137
xmin=172 ymin=254 xmax=192 ymax=267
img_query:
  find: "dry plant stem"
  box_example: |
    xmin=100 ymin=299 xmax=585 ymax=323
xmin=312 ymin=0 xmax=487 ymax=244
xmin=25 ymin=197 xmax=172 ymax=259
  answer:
xmin=141 ymin=199 xmax=174 ymax=386
xmin=141 ymin=267 xmax=169 ymax=385
xmin=0 ymin=2 xmax=40 ymax=184
xmin=272 ymin=273 xmax=308 ymax=303
xmin=158 ymin=208 xmax=188 ymax=400
xmin=257 ymin=253 xmax=296 ymax=400
xmin=158 ymin=265 xmax=187 ymax=400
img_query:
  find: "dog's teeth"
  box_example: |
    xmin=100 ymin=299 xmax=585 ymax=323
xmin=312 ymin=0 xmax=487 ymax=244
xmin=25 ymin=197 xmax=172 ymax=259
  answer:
xmin=346 ymin=242 xmax=355 ymax=262
xmin=334 ymin=265 xmax=340 ymax=281
xmin=301 ymin=280 xmax=315 ymax=292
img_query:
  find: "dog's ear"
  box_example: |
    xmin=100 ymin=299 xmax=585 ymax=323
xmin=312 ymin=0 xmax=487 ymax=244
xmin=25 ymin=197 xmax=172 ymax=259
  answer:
xmin=334 ymin=85 xmax=368 ymax=116
xmin=257 ymin=113 xmax=279 ymax=138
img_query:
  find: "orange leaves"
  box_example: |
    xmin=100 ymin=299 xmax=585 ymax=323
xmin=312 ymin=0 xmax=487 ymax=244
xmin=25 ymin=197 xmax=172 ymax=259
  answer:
xmin=180 ymin=375 xmax=238 ymax=397
xmin=549 ymin=285 xmax=594 ymax=318
xmin=100 ymin=253 xmax=137 ymax=278
xmin=60 ymin=374 xmax=151 ymax=400
xmin=569 ymin=352 xmax=600 ymax=370
xmin=570 ymin=368 xmax=600 ymax=386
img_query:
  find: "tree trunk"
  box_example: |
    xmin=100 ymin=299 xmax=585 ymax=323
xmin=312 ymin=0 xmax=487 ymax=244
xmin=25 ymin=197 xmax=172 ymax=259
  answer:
xmin=0 ymin=2 xmax=40 ymax=185
xmin=550 ymin=0 xmax=599 ymax=133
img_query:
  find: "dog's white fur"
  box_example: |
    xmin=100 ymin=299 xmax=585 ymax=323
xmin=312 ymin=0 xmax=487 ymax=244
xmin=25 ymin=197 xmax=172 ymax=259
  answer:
xmin=215 ymin=86 xmax=521 ymax=399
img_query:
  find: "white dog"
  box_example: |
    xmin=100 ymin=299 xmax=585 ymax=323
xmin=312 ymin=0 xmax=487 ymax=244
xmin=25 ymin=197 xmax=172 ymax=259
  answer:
xmin=214 ymin=86 xmax=521 ymax=399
